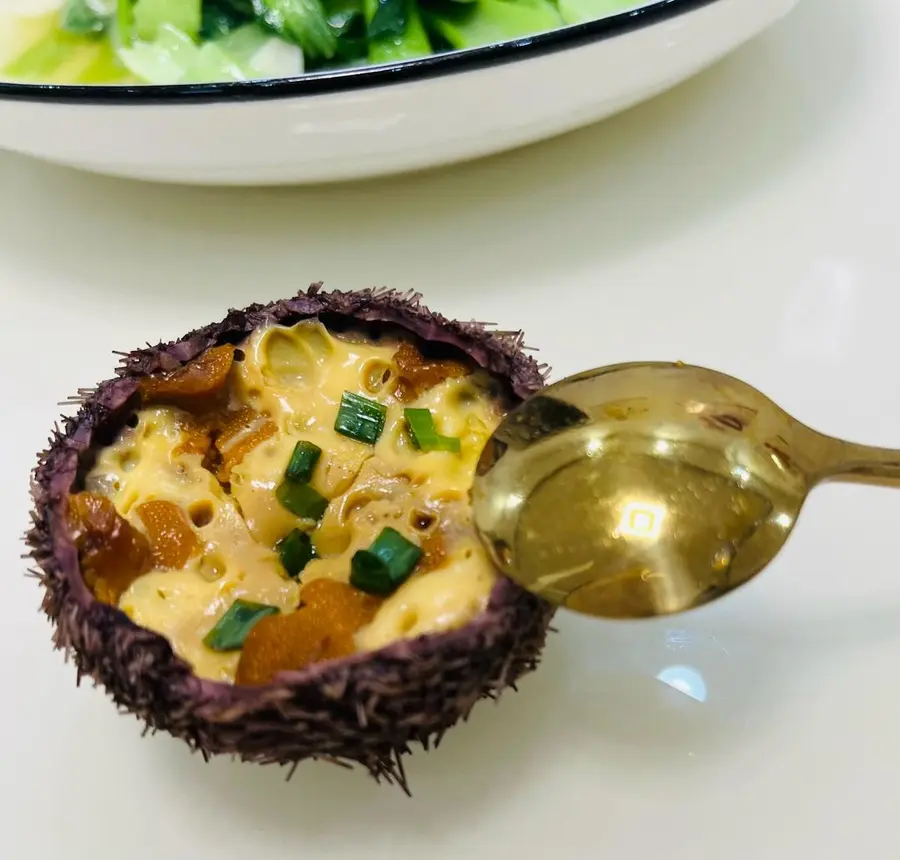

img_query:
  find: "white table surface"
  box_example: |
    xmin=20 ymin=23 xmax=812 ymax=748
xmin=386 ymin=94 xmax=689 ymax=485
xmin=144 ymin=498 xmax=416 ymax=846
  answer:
xmin=3 ymin=0 xmax=899 ymax=856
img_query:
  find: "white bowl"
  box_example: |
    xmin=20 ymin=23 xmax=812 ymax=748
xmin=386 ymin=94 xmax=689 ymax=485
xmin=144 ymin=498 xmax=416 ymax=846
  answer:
xmin=0 ymin=0 xmax=799 ymax=185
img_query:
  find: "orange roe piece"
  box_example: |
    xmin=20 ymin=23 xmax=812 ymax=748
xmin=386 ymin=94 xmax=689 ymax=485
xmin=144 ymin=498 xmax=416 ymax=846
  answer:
xmin=394 ymin=341 xmax=469 ymax=403
xmin=174 ymin=413 xmax=219 ymax=459
xmin=140 ymin=345 xmax=235 ymax=406
xmin=173 ymin=406 xmax=277 ymax=481
xmin=300 ymin=579 xmax=383 ymax=630
xmin=214 ymin=406 xmax=278 ymax=481
xmin=419 ymin=530 xmax=447 ymax=571
xmin=67 ymin=492 xmax=152 ymax=605
xmin=135 ymin=500 xmax=200 ymax=569
xmin=235 ymin=580 xmax=381 ymax=686
xmin=235 ymin=613 xmax=344 ymax=686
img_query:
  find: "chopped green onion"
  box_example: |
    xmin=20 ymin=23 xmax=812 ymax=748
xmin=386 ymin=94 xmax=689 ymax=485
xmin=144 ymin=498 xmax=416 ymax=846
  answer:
xmin=275 ymin=528 xmax=316 ymax=579
xmin=369 ymin=526 xmax=423 ymax=571
xmin=350 ymin=527 xmax=422 ymax=595
xmin=404 ymin=408 xmax=461 ymax=453
xmin=276 ymin=480 xmax=329 ymax=520
xmin=349 ymin=550 xmax=394 ymax=595
xmin=334 ymin=391 xmax=387 ymax=445
xmin=203 ymin=599 xmax=279 ymax=651
xmin=285 ymin=440 xmax=322 ymax=483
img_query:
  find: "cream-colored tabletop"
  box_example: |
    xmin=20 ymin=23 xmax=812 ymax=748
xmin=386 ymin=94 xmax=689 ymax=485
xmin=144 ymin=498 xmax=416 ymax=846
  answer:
xmin=2 ymin=0 xmax=897 ymax=857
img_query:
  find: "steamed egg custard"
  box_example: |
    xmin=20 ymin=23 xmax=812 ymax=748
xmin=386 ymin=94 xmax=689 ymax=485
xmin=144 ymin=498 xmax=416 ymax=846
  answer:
xmin=68 ymin=320 xmax=504 ymax=685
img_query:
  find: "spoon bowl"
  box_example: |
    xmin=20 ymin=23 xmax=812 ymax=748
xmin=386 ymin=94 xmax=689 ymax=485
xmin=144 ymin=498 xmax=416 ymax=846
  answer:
xmin=472 ymin=362 xmax=900 ymax=619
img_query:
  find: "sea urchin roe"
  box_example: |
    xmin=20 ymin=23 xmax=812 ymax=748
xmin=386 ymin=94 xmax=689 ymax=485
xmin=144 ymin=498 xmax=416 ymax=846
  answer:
xmin=139 ymin=345 xmax=235 ymax=406
xmin=419 ymin=530 xmax=447 ymax=571
xmin=174 ymin=412 xmax=219 ymax=459
xmin=394 ymin=341 xmax=469 ymax=403
xmin=235 ymin=580 xmax=381 ymax=685
xmin=215 ymin=406 xmax=279 ymax=481
xmin=173 ymin=405 xmax=278 ymax=480
xmin=84 ymin=320 xmax=505 ymax=683
xmin=66 ymin=492 xmax=152 ymax=605
xmin=300 ymin=578 xmax=382 ymax=626
xmin=135 ymin=500 xmax=200 ymax=570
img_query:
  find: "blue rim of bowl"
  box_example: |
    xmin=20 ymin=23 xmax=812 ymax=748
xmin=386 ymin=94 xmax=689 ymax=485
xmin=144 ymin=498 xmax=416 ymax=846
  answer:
xmin=0 ymin=0 xmax=719 ymax=104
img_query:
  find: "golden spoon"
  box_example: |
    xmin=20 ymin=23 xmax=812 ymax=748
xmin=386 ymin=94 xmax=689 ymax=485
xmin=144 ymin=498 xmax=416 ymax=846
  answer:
xmin=472 ymin=361 xmax=900 ymax=620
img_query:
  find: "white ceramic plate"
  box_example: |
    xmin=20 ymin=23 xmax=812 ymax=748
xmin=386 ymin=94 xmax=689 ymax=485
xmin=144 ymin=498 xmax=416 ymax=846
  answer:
xmin=0 ymin=0 xmax=798 ymax=184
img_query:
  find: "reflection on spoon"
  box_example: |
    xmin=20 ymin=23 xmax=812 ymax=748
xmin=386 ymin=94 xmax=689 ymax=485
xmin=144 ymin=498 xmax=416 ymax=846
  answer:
xmin=473 ymin=361 xmax=900 ymax=620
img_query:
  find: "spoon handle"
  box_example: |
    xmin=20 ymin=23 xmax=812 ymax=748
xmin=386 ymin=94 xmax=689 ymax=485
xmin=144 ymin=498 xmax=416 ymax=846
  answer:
xmin=814 ymin=437 xmax=900 ymax=485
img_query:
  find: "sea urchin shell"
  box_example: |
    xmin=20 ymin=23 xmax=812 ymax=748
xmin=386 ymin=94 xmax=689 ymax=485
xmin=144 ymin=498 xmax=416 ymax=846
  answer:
xmin=25 ymin=284 xmax=555 ymax=794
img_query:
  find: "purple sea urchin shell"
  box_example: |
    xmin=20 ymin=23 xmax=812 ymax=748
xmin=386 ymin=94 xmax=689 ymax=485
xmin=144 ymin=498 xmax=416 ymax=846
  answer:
xmin=26 ymin=285 xmax=555 ymax=794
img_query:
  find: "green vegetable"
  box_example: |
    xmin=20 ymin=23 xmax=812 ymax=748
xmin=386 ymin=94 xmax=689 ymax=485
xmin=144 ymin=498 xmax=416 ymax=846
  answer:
xmin=285 ymin=440 xmax=322 ymax=483
xmin=325 ymin=0 xmax=363 ymax=34
xmin=4 ymin=8 xmax=131 ymax=83
xmin=252 ymin=0 xmax=338 ymax=60
xmin=115 ymin=24 xmax=198 ymax=84
xmin=60 ymin=0 xmax=112 ymax=36
xmin=367 ymin=0 xmax=404 ymax=40
xmin=112 ymin=0 xmax=135 ymax=47
xmin=350 ymin=527 xmax=422 ymax=595
xmin=334 ymin=391 xmax=387 ymax=445
xmin=180 ymin=40 xmax=246 ymax=81
xmin=364 ymin=0 xmax=430 ymax=63
xmin=276 ymin=480 xmax=329 ymax=520
xmin=74 ymin=40 xmax=132 ymax=82
xmin=200 ymin=2 xmax=255 ymax=39
xmin=323 ymin=0 xmax=367 ymax=61
xmin=203 ymin=22 xmax=304 ymax=80
xmin=275 ymin=528 xmax=316 ymax=579
xmin=213 ymin=21 xmax=271 ymax=56
xmin=557 ymin=0 xmax=637 ymax=25
xmin=3 ymin=29 xmax=84 ymax=80
xmin=244 ymin=35 xmax=304 ymax=77
xmin=430 ymin=0 xmax=563 ymax=50
xmin=133 ymin=0 xmax=202 ymax=41
xmin=3 ymin=0 xmax=629 ymax=86
xmin=404 ymin=408 xmax=461 ymax=453
xmin=220 ymin=0 xmax=257 ymax=14
xmin=203 ymin=599 xmax=280 ymax=651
